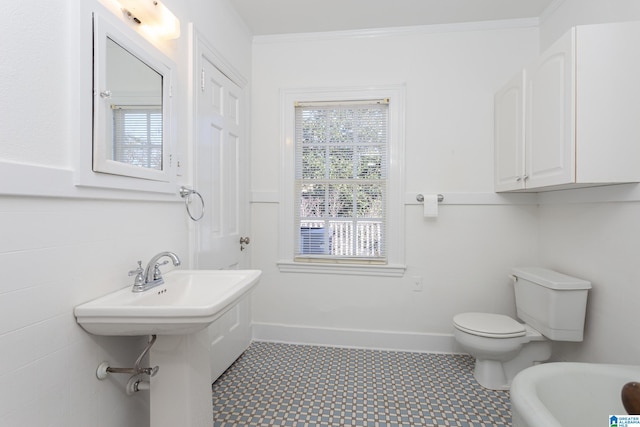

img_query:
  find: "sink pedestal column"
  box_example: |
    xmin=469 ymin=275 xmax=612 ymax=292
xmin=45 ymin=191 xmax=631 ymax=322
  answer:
xmin=149 ymin=330 xmax=212 ymax=427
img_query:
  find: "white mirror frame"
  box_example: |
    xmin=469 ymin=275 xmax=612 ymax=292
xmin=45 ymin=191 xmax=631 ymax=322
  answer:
xmin=76 ymin=4 xmax=177 ymax=194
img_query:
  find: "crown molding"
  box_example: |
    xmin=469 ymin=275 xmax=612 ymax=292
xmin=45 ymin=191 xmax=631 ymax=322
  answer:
xmin=253 ymin=17 xmax=540 ymax=44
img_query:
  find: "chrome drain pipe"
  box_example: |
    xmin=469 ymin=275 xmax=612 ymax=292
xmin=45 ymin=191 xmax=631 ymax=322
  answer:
xmin=126 ymin=375 xmax=151 ymax=395
xmin=96 ymin=335 xmax=159 ymax=382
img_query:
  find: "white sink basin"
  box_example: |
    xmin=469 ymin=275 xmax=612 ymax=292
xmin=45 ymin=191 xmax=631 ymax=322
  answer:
xmin=74 ymin=269 xmax=261 ymax=336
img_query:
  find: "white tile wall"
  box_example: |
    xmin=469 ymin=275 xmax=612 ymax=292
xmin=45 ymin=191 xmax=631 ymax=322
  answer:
xmin=0 ymin=195 xmax=187 ymax=427
xmin=0 ymin=0 xmax=250 ymax=424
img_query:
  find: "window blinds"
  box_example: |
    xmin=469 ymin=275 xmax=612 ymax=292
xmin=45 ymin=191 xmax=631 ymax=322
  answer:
xmin=112 ymin=106 xmax=163 ymax=170
xmin=294 ymin=100 xmax=389 ymax=263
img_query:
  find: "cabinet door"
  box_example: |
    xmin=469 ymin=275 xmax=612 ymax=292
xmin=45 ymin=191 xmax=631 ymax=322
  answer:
xmin=525 ymin=29 xmax=575 ymax=189
xmin=576 ymin=22 xmax=640 ymax=183
xmin=494 ymin=71 xmax=526 ymax=191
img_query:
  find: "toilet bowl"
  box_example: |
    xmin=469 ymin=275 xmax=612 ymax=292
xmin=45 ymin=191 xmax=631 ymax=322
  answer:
xmin=452 ymin=267 xmax=591 ymax=390
xmin=453 ymin=312 xmax=551 ymax=390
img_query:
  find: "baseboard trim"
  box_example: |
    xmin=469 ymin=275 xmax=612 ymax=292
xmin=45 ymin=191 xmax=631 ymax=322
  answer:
xmin=252 ymin=322 xmax=462 ymax=354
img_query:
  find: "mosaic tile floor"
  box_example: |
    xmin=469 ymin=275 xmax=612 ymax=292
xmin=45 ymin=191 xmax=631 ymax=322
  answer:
xmin=211 ymin=341 xmax=511 ymax=427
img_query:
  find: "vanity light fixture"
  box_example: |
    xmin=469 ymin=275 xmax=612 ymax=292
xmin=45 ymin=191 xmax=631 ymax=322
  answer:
xmin=118 ymin=0 xmax=180 ymax=39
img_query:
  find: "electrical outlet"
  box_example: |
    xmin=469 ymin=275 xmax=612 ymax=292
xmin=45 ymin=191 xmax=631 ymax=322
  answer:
xmin=412 ymin=276 xmax=423 ymax=292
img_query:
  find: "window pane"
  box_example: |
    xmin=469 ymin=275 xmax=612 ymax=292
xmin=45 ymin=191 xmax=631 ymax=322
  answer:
xmin=301 ymin=110 xmax=327 ymax=144
xmin=356 ymin=221 xmax=383 ymax=257
xmin=328 ymin=184 xmax=353 ymax=218
xmin=301 ymin=146 xmax=326 ymax=179
xmin=329 ymin=220 xmax=353 ymax=256
xmin=327 ymin=109 xmax=355 ymax=144
xmin=300 ymin=183 xmax=326 ymax=218
xmin=328 ymin=146 xmax=354 ymax=179
xmin=300 ymin=222 xmax=329 ymax=255
xmin=355 ymin=110 xmax=387 ymax=144
xmin=295 ymin=100 xmax=388 ymax=261
xmin=356 ymin=184 xmax=384 ymax=218
xmin=357 ymin=146 xmax=384 ymax=179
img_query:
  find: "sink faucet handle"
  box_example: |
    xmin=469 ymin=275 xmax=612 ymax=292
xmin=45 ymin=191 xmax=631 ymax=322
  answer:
xmin=128 ymin=261 xmax=145 ymax=285
xmin=153 ymin=260 xmax=169 ymax=280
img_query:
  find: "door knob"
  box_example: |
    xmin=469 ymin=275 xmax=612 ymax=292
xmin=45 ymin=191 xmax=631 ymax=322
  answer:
xmin=240 ymin=236 xmax=250 ymax=251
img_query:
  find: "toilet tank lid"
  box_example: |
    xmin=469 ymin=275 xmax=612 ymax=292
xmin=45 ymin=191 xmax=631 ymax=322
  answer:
xmin=512 ymin=267 xmax=591 ymax=290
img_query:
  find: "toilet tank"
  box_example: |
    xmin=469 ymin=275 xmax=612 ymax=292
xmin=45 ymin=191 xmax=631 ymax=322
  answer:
xmin=512 ymin=267 xmax=591 ymax=342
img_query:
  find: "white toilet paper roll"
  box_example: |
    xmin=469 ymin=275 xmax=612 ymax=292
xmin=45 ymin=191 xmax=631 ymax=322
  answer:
xmin=423 ymin=194 xmax=438 ymax=218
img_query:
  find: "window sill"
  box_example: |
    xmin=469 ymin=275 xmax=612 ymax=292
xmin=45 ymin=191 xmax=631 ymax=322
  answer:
xmin=277 ymin=261 xmax=406 ymax=277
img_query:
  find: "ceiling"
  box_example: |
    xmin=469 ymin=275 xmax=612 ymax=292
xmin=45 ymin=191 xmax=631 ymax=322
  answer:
xmin=229 ymin=0 xmax=556 ymax=36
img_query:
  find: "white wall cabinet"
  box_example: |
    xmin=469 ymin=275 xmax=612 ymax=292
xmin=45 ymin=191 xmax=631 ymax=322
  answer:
xmin=495 ymin=21 xmax=640 ymax=192
xmin=494 ymin=72 xmax=525 ymax=191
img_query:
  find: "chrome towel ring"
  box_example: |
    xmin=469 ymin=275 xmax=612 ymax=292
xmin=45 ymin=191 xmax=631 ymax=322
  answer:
xmin=179 ymin=186 xmax=205 ymax=221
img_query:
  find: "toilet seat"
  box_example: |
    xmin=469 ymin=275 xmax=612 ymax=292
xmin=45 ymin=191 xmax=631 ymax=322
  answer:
xmin=453 ymin=313 xmax=526 ymax=338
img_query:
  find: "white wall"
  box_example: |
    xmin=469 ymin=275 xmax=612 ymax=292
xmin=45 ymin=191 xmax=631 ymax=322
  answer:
xmin=250 ymin=24 xmax=541 ymax=351
xmin=0 ymin=1 xmax=70 ymax=167
xmin=535 ymin=0 xmax=640 ymax=364
xmin=0 ymin=0 xmax=251 ymax=426
xmin=249 ymin=0 xmax=640 ymax=364
xmin=538 ymin=188 xmax=640 ymax=363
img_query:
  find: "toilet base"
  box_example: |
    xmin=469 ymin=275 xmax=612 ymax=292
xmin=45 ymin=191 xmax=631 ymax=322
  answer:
xmin=472 ymin=340 xmax=552 ymax=390
xmin=474 ymin=359 xmax=510 ymax=390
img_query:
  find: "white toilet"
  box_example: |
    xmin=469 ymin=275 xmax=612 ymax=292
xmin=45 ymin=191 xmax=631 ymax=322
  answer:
xmin=453 ymin=267 xmax=591 ymax=390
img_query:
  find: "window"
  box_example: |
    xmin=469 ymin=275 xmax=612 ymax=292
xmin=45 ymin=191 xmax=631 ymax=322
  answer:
xmin=295 ymin=100 xmax=388 ymax=262
xmin=112 ymin=106 xmax=163 ymax=170
xmin=279 ymin=86 xmax=406 ymax=277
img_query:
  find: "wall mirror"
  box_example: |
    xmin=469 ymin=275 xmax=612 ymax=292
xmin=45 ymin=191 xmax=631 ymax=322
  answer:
xmin=92 ymin=11 xmax=175 ymax=184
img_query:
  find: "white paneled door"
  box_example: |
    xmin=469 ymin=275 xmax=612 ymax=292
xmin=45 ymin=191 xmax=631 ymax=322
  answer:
xmin=193 ymin=33 xmax=252 ymax=382
xmin=194 ymin=43 xmax=248 ymax=270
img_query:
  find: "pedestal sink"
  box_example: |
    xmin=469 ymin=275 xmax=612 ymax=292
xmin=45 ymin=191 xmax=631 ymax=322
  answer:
xmin=75 ymin=269 xmax=262 ymax=427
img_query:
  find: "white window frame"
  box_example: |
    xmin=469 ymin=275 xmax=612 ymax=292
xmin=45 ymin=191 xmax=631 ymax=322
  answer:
xmin=278 ymin=85 xmax=406 ymax=277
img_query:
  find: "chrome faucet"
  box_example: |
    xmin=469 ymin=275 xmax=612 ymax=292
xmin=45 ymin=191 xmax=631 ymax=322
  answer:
xmin=130 ymin=252 xmax=181 ymax=292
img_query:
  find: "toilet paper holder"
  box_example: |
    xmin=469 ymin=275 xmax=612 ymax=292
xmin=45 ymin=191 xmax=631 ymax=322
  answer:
xmin=416 ymin=194 xmax=444 ymax=203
